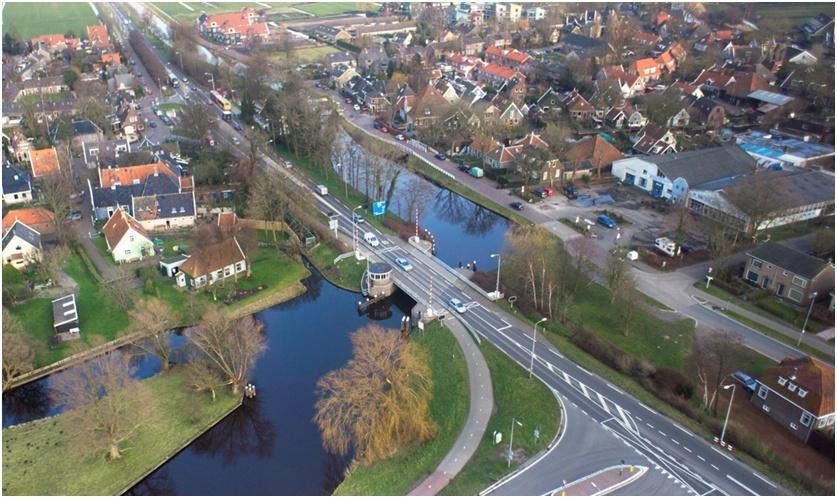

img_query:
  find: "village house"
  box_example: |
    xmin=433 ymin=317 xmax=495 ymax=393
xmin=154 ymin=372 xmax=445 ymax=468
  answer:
xmin=743 ymin=242 xmax=835 ymax=306
xmin=102 ymin=208 xmax=155 ymax=263
xmin=632 ymin=123 xmax=677 ymax=155
xmin=2 ymin=164 xmax=32 ymax=206
xmin=596 ymin=65 xmax=646 ymax=98
xmin=564 ymin=135 xmax=624 ymax=181
xmin=474 ymin=62 xmax=523 ymax=88
xmin=2 ymin=220 xmax=42 ymax=269
xmin=751 ymin=356 xmax=834 ymax=443
xmin=629 ymin=58 xmax=661 ymax=81
xmin=562 ymin=90 xmax=595 ymax=122
xmin=199 ymin=7 xmax=270 ymax=45
xmin=2 ymin=207 xmax=56 ymax=236
xmin=176 ymin=237 xmax=248 ymax=290
xmin=484 ymin=46 xmax=531 ymax=68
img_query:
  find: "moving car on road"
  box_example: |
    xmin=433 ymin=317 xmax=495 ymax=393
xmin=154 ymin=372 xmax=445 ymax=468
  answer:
xmin=315 ymin=185 xmax=328 ymax=196
xmin=394 ymin=257 xmax=413 ymax=271
xmin=434 ymin=152 xmax=446 ymax=160
xmin=510 ymin=201 xmax=524 ymax=211
xmin=448 ymin=298 xmax=467 ymax=314
xmin=363 ymin=232 xmax=380 ymax=247
xmin=352 ymin=213 xmax=365 ymax=223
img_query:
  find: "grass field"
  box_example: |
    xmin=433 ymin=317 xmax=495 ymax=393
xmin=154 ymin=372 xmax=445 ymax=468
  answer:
xmin=2 ymin=369 xmax=240 ymax=495
xmin=268 ymin=45 xmax=341 ymax=68
xmin=2 ymin=2 xmax=98 ymax=39
xmin=443 ymin=342 xmax=560 ymax=495
xmin=308 ymin=242 xmax=365 ymax=292
xmin=291 ymin=2 xmax=369 ymax=17
xmin=334 ymin=320 xmax=469 ymax=495
xmin=150 ymin=2 xmax=299 ymax=23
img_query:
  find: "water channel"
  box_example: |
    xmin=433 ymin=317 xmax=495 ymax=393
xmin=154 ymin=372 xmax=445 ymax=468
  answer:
xmin=2 ymin=138 xmax=515 ymax=494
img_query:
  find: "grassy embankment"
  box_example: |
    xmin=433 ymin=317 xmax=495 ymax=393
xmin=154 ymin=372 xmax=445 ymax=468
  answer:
xmin=333 ymin=320 xmax=469 ymax=495
xmin=307 ymin=242 xmax=365 ymax=292
xmin=2 ymin=369 xmax=240 ymax=495
xmin=443 ymin=342 xmax=561 ymax=495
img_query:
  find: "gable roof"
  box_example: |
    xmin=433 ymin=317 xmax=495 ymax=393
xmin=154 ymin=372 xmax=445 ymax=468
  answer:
xmin=99 ymin=162 xmax=180 ymax=188
xmin=102 ymin=209 xmax=150 ymax=250
xmin=28 ymin=148 xmax=61 ymax=177
xmin=132 ymin=192 xmax=195 ymax=221
xmin=2 ymin=164 xmax=32 ymax=195
xmin=645 ymin=144 xmax=755 ymax=187
xmin=2 ymin=208 xmax=55 ymax=235
xmin=567 ymin=135 xmax=624 ymax=169
xmin=86 ymin=24 xmax=110 ymax=46
xmin=747 ymin=242 xmax=833 ymax=280
xmin=2 ymin=220 xmax=42 ymax=250
xmin=179 ymin=237 xmax=246 ymax=279
xmin=758 ymin=356 xmax=835 ymax=416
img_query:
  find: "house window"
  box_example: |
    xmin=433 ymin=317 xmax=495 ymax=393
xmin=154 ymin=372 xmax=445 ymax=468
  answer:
xmin=235 ymin=262 xmax=243 ymax=271
xmin=757 ymin=385 xmax=768 ymax=399
xmin=788 ymin=289 xmax=803 ymax=302
xmin=129 ymin=235 xmax=134 ymax=242
xmin=800 ymin=413 xmax=813 ymax=427
xmin=746 ymin=271 xmax=759 ymax=283
xmin=777 ymin=376 xmax=787 ymax=386
xmin=798 ymin=389 xmax=808 ymax=398
xmin=125 ymin=249 xmax=131 ymax=255
xmin=791 ymin=276 xmax=807 ymax=288
xmin=751 ymin=259 xmax=762 ymax=268
xmin=787 ymin=382 xmax=797 ymax=392
xmin=224 ymin=267 xmax=231 ymax=277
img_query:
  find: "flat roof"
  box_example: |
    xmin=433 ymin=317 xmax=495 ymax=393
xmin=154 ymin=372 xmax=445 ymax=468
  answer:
xmin=52 ymin=294 xmax=78 ymax=327
xmin=747 ymin=90 xmax=794 ymax=106
xmin=735 ymin=131 xmax=835 ymax=160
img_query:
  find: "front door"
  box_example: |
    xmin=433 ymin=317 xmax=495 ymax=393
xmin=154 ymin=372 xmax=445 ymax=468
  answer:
xmin=624 ymin=173 xmax=635 ymax=186
xmin=777 ymin=283 xmax=785 ymax=296
xmin=652 ymin=180 xmax=664 ymax=198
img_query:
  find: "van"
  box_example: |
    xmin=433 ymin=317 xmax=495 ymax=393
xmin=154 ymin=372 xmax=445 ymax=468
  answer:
xmin=597 ymin=214 xmax=615 ymax=229
xmin=654 ymin=237 xmax=681 ymax=257
xmin=315 ymin=185 xmax=328 ymax=196
xmin=363 ymin=232 xmax=380 ymax=247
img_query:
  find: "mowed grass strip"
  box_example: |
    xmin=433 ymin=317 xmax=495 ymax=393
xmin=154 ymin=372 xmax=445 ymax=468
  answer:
xmin=1 ymin=369 xmax=240 ymax=496
xmin=291 ymin=2 xmax=368 ymax=16
xmin=442 ymin=342 xmax=560 ymax=495
xmin=3 ymin=2 xmax=98 ymax=39
xmin=334 ymin=320 xmax=469 ymax=495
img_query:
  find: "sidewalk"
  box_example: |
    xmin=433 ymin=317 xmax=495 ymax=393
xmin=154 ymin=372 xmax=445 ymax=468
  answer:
xmin=694 ymin=287 xmax=834 ymax=358
xmin=548 ymin=465 xmax=647 ymax=496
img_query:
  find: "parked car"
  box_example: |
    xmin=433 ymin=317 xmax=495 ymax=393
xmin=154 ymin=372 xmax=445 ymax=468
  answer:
xmin=144 ymin=86 xmax=152 ymax=95
xmin=394 ymin=257 xmax=413 ymax=271
xmin=66 ymin=211 xmax=82 ymax=221
xmin=564 ymin=185 xmax=578 ymax=199
xmin=373 ymin=122 xmax=380 ymax=129
xmin=233 ymin=122 xmax=243 ymax=131
xmin=149 ymin=121 xmax=157 ymax=128
xmin=457 ymin=164 xmax=470 ymax=172
xmin=543 ymin=186 xmax=554 ymax=197
xmin=448 ymin=297 xmax=467 ymax=314
xmin=396 ymin=134 xmax=405 ymax=141
xmin=363 ymin=232 xmax=380 ymax=247
xmin=732 ymin=371 xmax=757 ymax=392
xmin=468 ymin=166 xmax=484 ymax=178
xmin=597 ymin=214 xmax=616 ymax=229
xmin=232 ymin=137 xmax=240 ymax=145
xmin=345 ymin=98 xmax=352 ymax=104
xmin=434 ymin=152 xmax=446 ymax=160
xmin=380 ymin=126 xmax=388 ymax=133
xmin=510 ymin=201 xmax=524 ymax=211
xmin=531 ymin=188 xmax=547 ymax=198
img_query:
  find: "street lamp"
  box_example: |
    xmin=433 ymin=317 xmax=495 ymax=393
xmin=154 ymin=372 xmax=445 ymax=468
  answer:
xmin=507 ymin=417 xmax=523 ymax=468
xmin=530 ymin=318 xmax=547 ymax=379
xmin=798 ymin=291 xmax=818 ymax=346
xmin=352 ymin=205 xmax=363 ymax=258
xmin=705 ymin=266 xmax=714 ymax=289
xmin=204 ymin=72 xmax=215 ymax=91
xmin=490 ymin=253 xmax=502 ymax=300
xmin=719 ymin=383 xmax=736 ymax=446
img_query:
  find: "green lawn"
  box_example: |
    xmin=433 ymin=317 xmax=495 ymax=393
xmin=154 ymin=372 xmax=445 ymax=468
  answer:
xmin=443 ymin=342 xmax=560 ymax=495
xmin=291 ymin=2 xmax=369 ymax=16
xmin=151 ymin=2 xmax=299 ymax=23
xmin=18 ymin=91 xmax=73 ymax=107
xmin=307 ymin=242 xmax=364 ymax=292
xmin=335 ymin=320 xmax=469 ymax=495
xmin=3 ymin=2 xmax=97 ymax=39
xmin=7 ymin=252 xmax=131 ymax=368
xmin=91 ymin=235 xmax=112 ymax=263
xmin=722 ymin=310 xmax=832 ymax=362
xmin=2 ymin=369 xmax=240 ymax=496
xmin=269 ymin=45 xmax=341 ymax=68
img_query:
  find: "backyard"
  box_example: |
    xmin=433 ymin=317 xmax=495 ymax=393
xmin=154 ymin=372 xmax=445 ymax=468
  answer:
xmin=3 ymin=2 xmax=97 ymax=39
xmin=268 ymin=45 xmax=341 ymax=69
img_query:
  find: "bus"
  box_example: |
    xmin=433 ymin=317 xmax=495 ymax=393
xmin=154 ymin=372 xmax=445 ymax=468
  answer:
xmin=167 ymin=72 xmax=179 ymax=88
xmin=210 ymin=90 xmax=232 ymax=112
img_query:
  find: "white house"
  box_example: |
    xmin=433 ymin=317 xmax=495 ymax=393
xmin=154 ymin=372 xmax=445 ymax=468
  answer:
xmin=176 ymin=237 xmax=248 ymax=290
xmin=102 ymin=209 xmax=155 ymax=263
xmin=2 ymin=220 xmax=42 ymax=269
xmin=611 ymin=145 xmax=757 ymax=201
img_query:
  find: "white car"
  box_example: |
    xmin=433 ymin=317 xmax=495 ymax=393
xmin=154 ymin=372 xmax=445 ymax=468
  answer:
xmin=396 ymin=134 xmax=405 ymax=141
xmin=449 ymin=298 xmax=467 ymax=314
xmin=232 ymin=137 xmax=240 ymax=145
xmin=363 ymin=232 xmax=380 ymax=247
xmin=353 ymin=104 xmax=361 ymax=111
xmin=394 ymin=257 xmax=413 ymax=271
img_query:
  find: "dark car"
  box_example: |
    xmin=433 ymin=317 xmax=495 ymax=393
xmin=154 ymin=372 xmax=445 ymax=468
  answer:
xmin=564 ymin=185 xmax=578 ymax=199
xmin=66 ymin=211 xmax=82 ymax=221
xmin=149 ymin=121 xmax=157 ymax=128
xmin=233 ymin=122 xmax=243 ymax=132
xmin=597 ymin=214 xmax=616 ymax=229
xmin=510 ymin=201 xmax=524 ymax=211
xmin=457 ymin=164 xmax=470 ymax=172
xmin=731 ymin=371 xmax=757 ymax=392
xmin=531 ymin=188 xmax=548 ymax=199
xmin=434 ymin=152 xmax=447 ymax=160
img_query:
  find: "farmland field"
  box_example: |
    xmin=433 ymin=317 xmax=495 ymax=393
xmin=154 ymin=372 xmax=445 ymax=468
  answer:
xmin=2 ymin=2 xmax=98 ymax=39
xmin=150 ymin=2 xmax=299 ymax=23
xmin=291 ymin=2 xmax=371 ymax=16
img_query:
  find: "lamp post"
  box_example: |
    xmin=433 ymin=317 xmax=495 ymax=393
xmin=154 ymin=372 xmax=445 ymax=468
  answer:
xmin=490 ymin=253 xmax=502 ymax=300
xmin=352 ymin=205 xmax=363 ymax=258
xmin=204 ymin=72 xmax=215 ymax=91
xmin=507 ymin=417 xmax=523 ymax=468
xmin=719 ymin=383 xmax=736 ymax=446
xmin=705 ymin=266 xmax=714 ymax=289
xmin=798 ymin=291 xmax=818 ymax=346
xmin=530 ymin=317 xmax=547 ymax=379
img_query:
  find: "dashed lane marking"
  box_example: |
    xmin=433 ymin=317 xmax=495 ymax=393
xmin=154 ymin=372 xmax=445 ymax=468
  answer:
xmin=711 ymin=464 xmax=720 ymax=471
xmin=711 ymin=447 xmax=735 ymax=462
xmin=752 ymin=472 xmax=777 ymax=488
xmin=671 ymin=438 xmax=680 ymax=445
xmin=726 ymin=475 xmax=757 ymax=496
xmin=658 ymin=430 xmax=667 ymax=437
xmin=697 ymin=455 xmax=706 ymax=462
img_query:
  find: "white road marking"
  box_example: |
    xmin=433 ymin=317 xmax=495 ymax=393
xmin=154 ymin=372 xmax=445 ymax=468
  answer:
xmin=658 ymin=430 xmax=667 ymax=437
xmin=673 ymin=423 xmax=691 ymax=436
xmin=576 ymin=365 xmax=593 ymax=375
xmin=606 ymin=382 xmax=624 ymax=393
xmin=684 ymin=447 xmax=693 ymax=453
xmin=563 ymin=371 xmax=571 ymax=384
xmin=634 ymin=415 xmax=642 ymax=421
xmin=726 ymin=475 xmax=758 ymax=496
xmin=697 ymin=455 xmax=706 ymax=462
xmin=580 ymin=383 xmax=590 ymax=399
xmin=752 ymin=472 xmax=776 ymax=488
xmin=597 ymin=392 xmax=611 ymax=414
xmin=671 ymin=438 xmax=680 ymax=445
xmin=646 ymin=423 xmax=655 ymax=429
xmin=550 ymin=349 xmax=564 ymax=359
xmin=711 ymin=464 xmax=720 ymax=470
xmin=711 ymin=447 xmax=735 ymax=462
xmin=638 ymin=402 xmax=655 ymax=413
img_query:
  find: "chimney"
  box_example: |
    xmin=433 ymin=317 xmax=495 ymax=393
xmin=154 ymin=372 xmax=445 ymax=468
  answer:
xmin=790 ymin=367 xmax=798 ymax=381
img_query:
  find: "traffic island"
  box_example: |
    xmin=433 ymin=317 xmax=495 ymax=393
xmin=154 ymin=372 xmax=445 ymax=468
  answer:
xmin=547 ymin=465 xmax=648 ymax=496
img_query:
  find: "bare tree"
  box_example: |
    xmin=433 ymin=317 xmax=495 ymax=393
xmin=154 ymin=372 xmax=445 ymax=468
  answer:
xmin=398 ymin=176 xmax=435 ymax=223
xmin=177 ymin=104 xmax=215 ymax=142
xmin=184 ymin=358 xmax=226 ymax=401
xmin=129 ymin=298 xmax=175 ymax=370
xmin=612 ymin=272 xmax=639 ymax=336
xmin=723 ymin=173 xmax=781 ymax=236
xmin=605 ymin=252 xmax=629 ymax=303
xmin=51 ymin=351 xmax=154 ymax=460
xmin=39 ymin=244 xmax=71 ymax=284
xmin=246 ymin=172 xmax=291 ymax=242
xmin=314 ymin=325 xmax=435 ymax=466
xmin=38 ymin=170 xmax=73 ymax=236
xmin=691 ymin=330 xmax=744 ymax=413
xmin=103 ymin=267 xmax=134 ymax=311
xmin=185 ymin=309 xmax=267 ymax=396
xmin=2 ymin=311 xmax=35 ymax=390
xmin=190 ymin=220 xmax=223 ymax=249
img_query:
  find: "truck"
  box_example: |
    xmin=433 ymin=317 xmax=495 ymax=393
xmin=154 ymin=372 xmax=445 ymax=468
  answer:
xmin=167 ymin=72 xmax=179 ymax=88
xmin=468 ymin=166 xmax=484 ymax=178
xmin=654 ymin=237 xmax=681 ymax=257
xmin=315 ymin=185 xmax=328 ymax=196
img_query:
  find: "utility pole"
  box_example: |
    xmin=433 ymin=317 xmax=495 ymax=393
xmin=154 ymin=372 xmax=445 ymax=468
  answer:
xmin=798 ymin=291 xmax=818 ymax=346
xmin=507 ymin=417 xmax=523 ymax=468
xmin=719 ymin=383 xmax=736 ymax=446
xmin=530 ymin=318 xmax=546 ymax=378
xmin=491 ymin=253 xmax=502 ymax=299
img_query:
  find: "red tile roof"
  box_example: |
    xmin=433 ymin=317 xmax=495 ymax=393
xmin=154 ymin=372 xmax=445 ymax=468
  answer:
xmin=99 ymin=162 xmax=177 ymax=188
xmin=567 ymin=135 xmax=624 ymax=169
xmin=2 ymin=208 xmax=56 ymax=235
xmin=480 ymin=63 xmax=517 ymax=80
xmin=28 ymin=148 xmax=61 ymax=177
xmin=101 ymin=52 xmax=121 ymax=65
xmin=203 ymin=7 xmax=268 ymax=37
xmin=87 ymin=24 xmax=110 ymax=46
xmin=103 ymin=209 xmax=149 ymax=250
xmin=31 ymin=33 xmax=65 ymax=47
xmin=759 ymin=356 xmax=835 ymax=416
xmin=632 ymin=58 xmax=659 ymax=75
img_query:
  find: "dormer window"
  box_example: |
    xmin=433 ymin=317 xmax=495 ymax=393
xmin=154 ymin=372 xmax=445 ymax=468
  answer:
xmin=787 ymin=382 xmax=797 ymax=392
xmin=798 ymin=389 xmax=808 ymax=398
xmin=777 ymin=376 xmax=787 ymax=386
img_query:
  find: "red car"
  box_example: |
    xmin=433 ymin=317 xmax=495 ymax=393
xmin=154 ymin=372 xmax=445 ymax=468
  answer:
xmin=544 ymin=186 xmax=554 ymax=197
xmin=380 ymin=126 xmax=388 ymax=133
